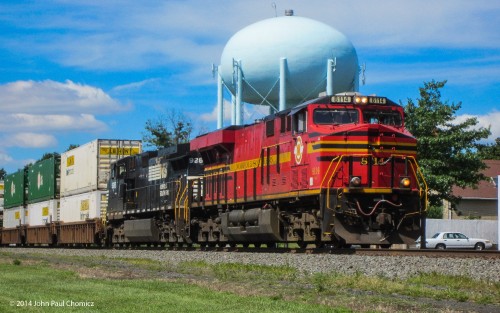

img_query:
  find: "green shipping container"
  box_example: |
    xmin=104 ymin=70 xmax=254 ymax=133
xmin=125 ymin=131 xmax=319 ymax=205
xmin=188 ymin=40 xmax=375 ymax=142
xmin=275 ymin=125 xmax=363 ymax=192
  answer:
xmin=27 ymin=155 xmax=60 ymax=203
xmin=4 ymin=169 xmax=26 ymax=209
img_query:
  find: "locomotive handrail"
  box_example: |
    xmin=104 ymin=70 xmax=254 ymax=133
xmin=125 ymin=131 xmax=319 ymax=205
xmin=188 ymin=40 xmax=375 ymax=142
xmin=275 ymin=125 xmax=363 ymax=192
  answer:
xmin=182 ymin=180 xmax=192 ymax=221
xmin=323 ymin=155 xmax=345 ymax=210
xmin=174 ymin=180 xmax=182 ymax=223
xmin=319 ymin=156 xmax=340 ymax=188
xmin=177 ymin=179 xmax=190 ymax=221
xmin=389 ymin=154 xmax=429 ymax=213
xmin=406 ymin=155 xmax=429 ymax=213
xmin=322 ymin=153 xmax=428 ymax=212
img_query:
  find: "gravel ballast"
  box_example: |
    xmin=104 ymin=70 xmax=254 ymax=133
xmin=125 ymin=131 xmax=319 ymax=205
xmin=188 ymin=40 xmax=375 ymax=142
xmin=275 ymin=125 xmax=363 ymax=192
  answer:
xmin=2 ymin=248 xmax=499 ymax=282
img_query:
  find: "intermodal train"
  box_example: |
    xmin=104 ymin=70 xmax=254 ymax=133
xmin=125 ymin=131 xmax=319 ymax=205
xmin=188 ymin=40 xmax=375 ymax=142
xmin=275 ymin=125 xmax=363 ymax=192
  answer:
xmin=0 ymin=93 xmax=428 ymax=248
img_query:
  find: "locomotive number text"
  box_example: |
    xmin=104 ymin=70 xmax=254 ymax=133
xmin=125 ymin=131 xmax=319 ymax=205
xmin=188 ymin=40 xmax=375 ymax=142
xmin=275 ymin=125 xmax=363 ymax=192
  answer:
xmin=360 ymin=157 xmax=386 ymax=166
xmin=311 ymin=166 xmax=320 ymax=176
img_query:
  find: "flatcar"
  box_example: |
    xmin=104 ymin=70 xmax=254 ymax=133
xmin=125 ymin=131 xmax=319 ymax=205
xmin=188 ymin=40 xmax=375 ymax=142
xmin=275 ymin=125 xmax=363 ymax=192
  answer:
xmin=106 ymin=93 xmax=427 ymax=248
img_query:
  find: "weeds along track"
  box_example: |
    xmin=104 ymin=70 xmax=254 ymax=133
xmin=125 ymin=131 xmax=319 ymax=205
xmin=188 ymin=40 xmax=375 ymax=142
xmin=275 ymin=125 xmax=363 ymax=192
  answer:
xmin=2 ymin=247 xmax=500 ymax=282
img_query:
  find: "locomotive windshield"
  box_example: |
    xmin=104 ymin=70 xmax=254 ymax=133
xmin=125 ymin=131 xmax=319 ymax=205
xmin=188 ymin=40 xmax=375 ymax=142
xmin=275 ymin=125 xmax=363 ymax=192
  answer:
xmin=313 ymin=109 xmax=358 ymax=125
xmin=363 ymin=110 xmax=402 ymax=126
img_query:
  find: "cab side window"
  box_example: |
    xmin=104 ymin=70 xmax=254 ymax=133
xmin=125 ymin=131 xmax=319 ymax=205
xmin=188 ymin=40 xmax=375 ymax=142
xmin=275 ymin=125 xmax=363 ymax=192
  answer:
xmin=293 ymin=111 xmax=307 ymax=133
xmin=118 ymin=164 xmax=126 ymax=178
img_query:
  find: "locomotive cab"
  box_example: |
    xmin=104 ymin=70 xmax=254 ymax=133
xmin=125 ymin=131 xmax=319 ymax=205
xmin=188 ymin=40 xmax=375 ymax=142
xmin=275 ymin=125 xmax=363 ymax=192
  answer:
xmin=300 ymin=94 xmax=427 ymax=246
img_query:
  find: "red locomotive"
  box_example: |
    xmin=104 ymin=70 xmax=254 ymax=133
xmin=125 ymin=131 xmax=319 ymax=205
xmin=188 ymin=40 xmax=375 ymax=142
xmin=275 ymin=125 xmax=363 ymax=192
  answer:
xmin=188 ymin=92 xmax=427 ymax=248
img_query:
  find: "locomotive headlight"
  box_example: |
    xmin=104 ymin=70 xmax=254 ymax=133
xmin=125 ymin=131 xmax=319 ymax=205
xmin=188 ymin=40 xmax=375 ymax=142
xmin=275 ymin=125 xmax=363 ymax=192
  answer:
xmin=350 ymin=176 xmax=362 ymax=187
xmin=354 ymin=96 xmax=368 ymax=104
xmin=400 ymin=177 xmax=411 ymax=188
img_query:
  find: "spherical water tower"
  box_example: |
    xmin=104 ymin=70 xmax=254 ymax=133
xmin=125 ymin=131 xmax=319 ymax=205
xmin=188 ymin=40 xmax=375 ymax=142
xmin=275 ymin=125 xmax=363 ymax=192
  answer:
xmin=216 ymin=10 xmax=359 ymax=127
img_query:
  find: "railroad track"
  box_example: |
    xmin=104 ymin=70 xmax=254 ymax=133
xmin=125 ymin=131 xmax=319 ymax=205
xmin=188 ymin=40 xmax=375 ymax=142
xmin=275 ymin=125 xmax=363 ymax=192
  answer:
xmin=203 ymin=247 xmax=500 ymax=259
xmin=3 ymin=244 xmax=499 ymax=259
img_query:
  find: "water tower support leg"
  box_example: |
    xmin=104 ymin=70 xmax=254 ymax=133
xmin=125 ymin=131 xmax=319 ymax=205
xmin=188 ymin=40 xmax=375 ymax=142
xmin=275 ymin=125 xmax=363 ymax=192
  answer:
xmin=217 ymin=65 xmax=224 ymax=129
xmin=279 ymin=57 xmax=287 ymax=111
xmin=231 ymin=95 xmax=236 ymax=126
xmin=236 ymin=60 xmax=243 ymax=125
xmin=327 ymin=59 xmax=335 ymax=96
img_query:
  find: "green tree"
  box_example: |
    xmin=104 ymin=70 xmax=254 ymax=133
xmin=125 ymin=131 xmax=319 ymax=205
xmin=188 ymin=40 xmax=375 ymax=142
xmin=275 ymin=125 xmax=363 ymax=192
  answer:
xmin=403 ymin=80 xmax=491 ymax=207
xmin=476 ymin=137 xmax=500 ymax=160
xmin=38 ymin=152 xmax=60 ymax=162
xmin=0 ymin=168 xmax=6 ymax=180
xmin=66 ymin=144 xmax=79 ymax=151
xmin=143 ymin=109 xmax=193 ymax=148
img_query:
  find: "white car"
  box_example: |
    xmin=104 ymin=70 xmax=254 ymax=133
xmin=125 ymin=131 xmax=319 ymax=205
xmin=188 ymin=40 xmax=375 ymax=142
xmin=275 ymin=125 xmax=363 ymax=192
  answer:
xmin=416 ymin=232 xmax=493 ymax=250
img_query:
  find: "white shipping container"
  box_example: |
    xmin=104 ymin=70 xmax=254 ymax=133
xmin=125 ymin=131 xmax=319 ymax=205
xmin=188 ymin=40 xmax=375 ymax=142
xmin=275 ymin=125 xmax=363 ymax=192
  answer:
xmin=59 ymin=190 xmax=108 ymax=223
xmin=60 ymin=139 xmax=141 ymax=197
xmin=0 ymin=180 xmax=4 ymax=197
xmin=3 ymin=206 xmax=27 ymax=228
xmin=0 ymin=198 xmax=4 ymax=212
xmin=27 ymin=199 xmax=60 ymax=226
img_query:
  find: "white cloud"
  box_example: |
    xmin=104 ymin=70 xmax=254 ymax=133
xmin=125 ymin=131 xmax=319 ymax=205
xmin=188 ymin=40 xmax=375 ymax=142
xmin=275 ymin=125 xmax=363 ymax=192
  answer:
xmin=244 ymin=104 xmax=271 ymax=123
xmin=0 ymin=80 xmax=122 ymax=152
xmin=200 ymin=99 xmax=233 ymax=123
xmin=200 ymin=99 xmax=270 ymax=125
xmin=111 ymin=78 xmax=161 ymax=93
xmin=455 ymin=111 xmax=500 ymax=142
xmin=0 ymin=152 xmax=13 ymax=163
xmin=3 ymin=133 xmax=57 ymax=148
xmin=1 ymin=113 xmax=108 ymax=133
xmin=5 ymin=1 xmax=497 ymax=73
xmin=303 ymin=0 xmax=500 ymax=49
xmin=0 ymin=152 xmax=33 ymax=172
xmin=362 ymin=61 xmax=500 ymax=86
xmin=0 ymin=80 xmax=128 ymax=114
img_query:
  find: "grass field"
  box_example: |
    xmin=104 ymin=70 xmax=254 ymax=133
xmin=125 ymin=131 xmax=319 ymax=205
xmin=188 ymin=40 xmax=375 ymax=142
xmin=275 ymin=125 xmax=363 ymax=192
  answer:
xmin=0 ymin=252 xmax=499 ymax=313
xmin=0 ymin=257 xmax=346 ymax=313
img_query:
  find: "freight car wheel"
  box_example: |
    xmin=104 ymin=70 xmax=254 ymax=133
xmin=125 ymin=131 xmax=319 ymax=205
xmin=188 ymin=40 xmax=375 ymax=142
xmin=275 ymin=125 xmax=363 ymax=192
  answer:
xmin=298 ymin=241 xmax=308 ymax=249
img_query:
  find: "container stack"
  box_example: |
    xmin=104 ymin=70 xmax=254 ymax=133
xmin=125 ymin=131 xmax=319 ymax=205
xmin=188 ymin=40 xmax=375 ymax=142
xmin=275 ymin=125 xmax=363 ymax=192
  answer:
xmin=27 ymin=156 xmax=60 ymax=225
xmin=3 ymin=169 xmax=27 ymax=228
xmin=59 ymin=139 xmax=141 ymax=222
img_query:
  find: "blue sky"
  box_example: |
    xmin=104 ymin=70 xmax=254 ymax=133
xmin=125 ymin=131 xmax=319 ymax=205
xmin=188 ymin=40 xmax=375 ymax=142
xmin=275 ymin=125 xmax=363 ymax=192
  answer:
xmin=0 ymin=0 xmax=499 ymax=173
